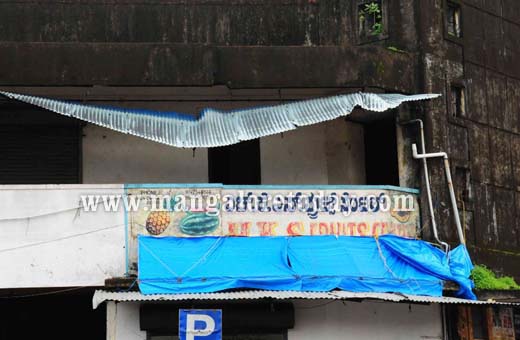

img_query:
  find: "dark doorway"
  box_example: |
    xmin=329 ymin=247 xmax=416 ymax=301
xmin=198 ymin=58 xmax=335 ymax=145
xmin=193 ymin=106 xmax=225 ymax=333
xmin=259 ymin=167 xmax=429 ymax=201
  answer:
xmin=208 ymin=139 xmax=261 ymax=185
xmin=0 ymin=289 xmax=105 ymax=340
xmin=364 ymin=117 xmax=399 ymax=186
xmin=141 ymin=301 xmax=293 ymax=338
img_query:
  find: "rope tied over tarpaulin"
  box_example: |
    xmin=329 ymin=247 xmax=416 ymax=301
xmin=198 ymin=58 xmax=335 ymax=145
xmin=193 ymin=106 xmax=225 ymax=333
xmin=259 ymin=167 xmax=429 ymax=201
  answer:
xmin=138 ymin=235 xmax=476 ymax=299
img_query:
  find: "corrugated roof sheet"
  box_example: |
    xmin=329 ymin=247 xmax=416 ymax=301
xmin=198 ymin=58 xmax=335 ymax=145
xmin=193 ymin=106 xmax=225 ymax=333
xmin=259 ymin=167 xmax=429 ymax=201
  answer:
xmin=92 ymin=290 xmax=520 ymax=309
xmin=0 ymin=91 xmax=440 ymax=148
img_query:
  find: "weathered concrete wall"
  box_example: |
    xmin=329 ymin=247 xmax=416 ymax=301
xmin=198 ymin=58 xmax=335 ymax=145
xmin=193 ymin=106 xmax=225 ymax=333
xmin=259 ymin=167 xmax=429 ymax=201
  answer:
xmin=0 ymin=0 xmax=413 ymax=47
xmin=417 ymin=1 xmax=520 ymax=279
xmin=0 ymin=44 xmax=417 ymax=91
xmin=106 ymin=300 xmax=442 ymax=340
xmin=0 ymin=1 xmax=419 ymax=91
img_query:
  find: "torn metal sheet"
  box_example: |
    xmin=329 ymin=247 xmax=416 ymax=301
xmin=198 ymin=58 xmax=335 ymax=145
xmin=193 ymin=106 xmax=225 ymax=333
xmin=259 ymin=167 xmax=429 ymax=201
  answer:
xmin=0 ymin=91 xmax=439 ymax=148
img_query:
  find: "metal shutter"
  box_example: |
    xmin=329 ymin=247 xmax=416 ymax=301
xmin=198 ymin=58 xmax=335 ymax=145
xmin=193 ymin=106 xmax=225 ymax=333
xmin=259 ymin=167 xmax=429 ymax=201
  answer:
xmin=0 ymin=118 xmax=81 ymax=184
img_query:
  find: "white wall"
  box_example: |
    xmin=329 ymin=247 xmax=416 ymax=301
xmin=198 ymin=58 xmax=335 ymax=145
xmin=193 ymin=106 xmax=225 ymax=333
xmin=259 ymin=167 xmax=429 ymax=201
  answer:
xmin=0 ymin=184 xmax=126 ymax=288
xmin=261 ymin=118 xmax=365 ymax=185
xmin=290 ymin=300 xmax=443 ymax=340
xmin=106 ymin=300 xmax=442 ymax=340
xmin=324 ymin=119 xmax=366 ymax=184
xmin=107 ymin=302 xmax=146 ymax=340
xmin=82 ymin=124 xmax=209 ymax=184
xmin=83 ymin=118 xmax=365 ymax=186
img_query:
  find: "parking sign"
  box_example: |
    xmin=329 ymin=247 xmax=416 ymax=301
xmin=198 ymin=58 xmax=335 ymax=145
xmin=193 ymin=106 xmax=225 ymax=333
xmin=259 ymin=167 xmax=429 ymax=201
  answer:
xmin=179 ymin=309 xmax=222 ymax=340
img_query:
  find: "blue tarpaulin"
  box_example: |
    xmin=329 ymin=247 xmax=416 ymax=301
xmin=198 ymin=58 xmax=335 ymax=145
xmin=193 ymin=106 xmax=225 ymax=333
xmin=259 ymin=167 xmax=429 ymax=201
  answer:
xmin=138 ymin=235 xmax=476 ymax=300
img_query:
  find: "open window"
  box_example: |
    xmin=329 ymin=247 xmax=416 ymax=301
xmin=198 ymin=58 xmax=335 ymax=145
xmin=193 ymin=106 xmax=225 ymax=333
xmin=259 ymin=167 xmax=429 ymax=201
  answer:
xmin=445 ymin=1 xmax=462 ymax=41
xmin=450 ymin=84 xmax=466 ymax=118
xmin=357 ymin=0 xmax=387 ymax=43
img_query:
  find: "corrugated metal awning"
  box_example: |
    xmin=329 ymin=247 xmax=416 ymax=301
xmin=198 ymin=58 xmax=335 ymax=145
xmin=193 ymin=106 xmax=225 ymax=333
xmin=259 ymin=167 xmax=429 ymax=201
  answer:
xmin=92 ymin=290 xmax=520 ymax=309
xmin=1 ymin=91 xmax=439 ymax=148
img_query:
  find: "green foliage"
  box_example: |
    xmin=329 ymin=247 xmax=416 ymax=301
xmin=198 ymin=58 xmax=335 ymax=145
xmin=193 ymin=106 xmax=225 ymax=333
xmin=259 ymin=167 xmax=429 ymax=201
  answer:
xmin=387 ymin=46 xmax=406 ymax=53
xmin=359 ymin=2 xmax=384 ymax=36
xmin=471 ymin=265 xmax=520 ymax=290
xmin=372 ymin=22 xmax=383 ymax=35
xmin=364 ymin=2 xmax=381 ymax=16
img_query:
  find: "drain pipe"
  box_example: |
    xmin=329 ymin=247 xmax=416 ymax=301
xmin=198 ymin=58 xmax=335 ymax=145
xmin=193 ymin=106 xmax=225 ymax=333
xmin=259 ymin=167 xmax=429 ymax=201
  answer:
xmin=411 ymin=141 xmax=465 ymax=246
xmin=401 ymin=119 xmax=450 ymax=252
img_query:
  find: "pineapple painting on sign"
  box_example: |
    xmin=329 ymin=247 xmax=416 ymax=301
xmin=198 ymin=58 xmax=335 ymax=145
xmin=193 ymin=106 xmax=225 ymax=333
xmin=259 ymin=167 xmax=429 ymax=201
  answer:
xmin=143 ymin=209 xmax=220 ymax=236
xmin=126 ymin=185 xmax=222 ymax=271
xmin=126 ymin=184 xmax=223 ymax=273
xmin=127 ymin=186 xmax=222 ymax=238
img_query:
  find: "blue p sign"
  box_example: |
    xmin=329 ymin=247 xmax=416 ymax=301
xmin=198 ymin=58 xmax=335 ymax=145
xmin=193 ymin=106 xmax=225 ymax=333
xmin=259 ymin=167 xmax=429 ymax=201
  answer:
xmin=179 ymin=309 xmax=222 ymax=340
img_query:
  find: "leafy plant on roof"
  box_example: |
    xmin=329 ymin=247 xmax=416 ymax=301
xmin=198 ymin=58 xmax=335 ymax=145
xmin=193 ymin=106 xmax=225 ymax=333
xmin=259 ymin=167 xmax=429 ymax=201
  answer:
xmin=359 ymin=2 xmax=384 ymax=36
xmin=471 ymin=265 xmax=520 ymax=290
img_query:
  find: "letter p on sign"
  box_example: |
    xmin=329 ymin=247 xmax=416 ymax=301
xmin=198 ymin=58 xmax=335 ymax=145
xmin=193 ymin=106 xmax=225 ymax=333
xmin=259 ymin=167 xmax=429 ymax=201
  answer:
xmin=179 ymin=309 xmax=222 ymax=340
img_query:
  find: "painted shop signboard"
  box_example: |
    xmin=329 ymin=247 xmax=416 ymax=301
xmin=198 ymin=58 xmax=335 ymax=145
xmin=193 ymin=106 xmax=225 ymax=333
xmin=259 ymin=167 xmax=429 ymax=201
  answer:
xmin=126 ymin=184 xmax=420 ymax=270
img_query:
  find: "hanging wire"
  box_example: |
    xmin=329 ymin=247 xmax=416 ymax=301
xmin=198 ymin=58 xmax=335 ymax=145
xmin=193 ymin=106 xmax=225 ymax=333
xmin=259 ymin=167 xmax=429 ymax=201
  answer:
xmin=0 ymin=223 xmax=124 ymax=254
xmin=0 ymin=286 xmax=94 ymax=299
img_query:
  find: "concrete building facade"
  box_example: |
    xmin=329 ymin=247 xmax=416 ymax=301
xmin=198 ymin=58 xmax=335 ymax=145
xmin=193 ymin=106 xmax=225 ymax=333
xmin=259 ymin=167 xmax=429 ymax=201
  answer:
xmin=0 ymin=1 xmax=519 ymax=339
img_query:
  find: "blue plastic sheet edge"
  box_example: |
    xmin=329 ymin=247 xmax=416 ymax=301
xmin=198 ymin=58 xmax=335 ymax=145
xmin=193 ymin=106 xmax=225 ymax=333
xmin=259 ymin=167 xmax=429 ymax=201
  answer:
xmin=138 ymin=235 xmax=476 ymax=300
